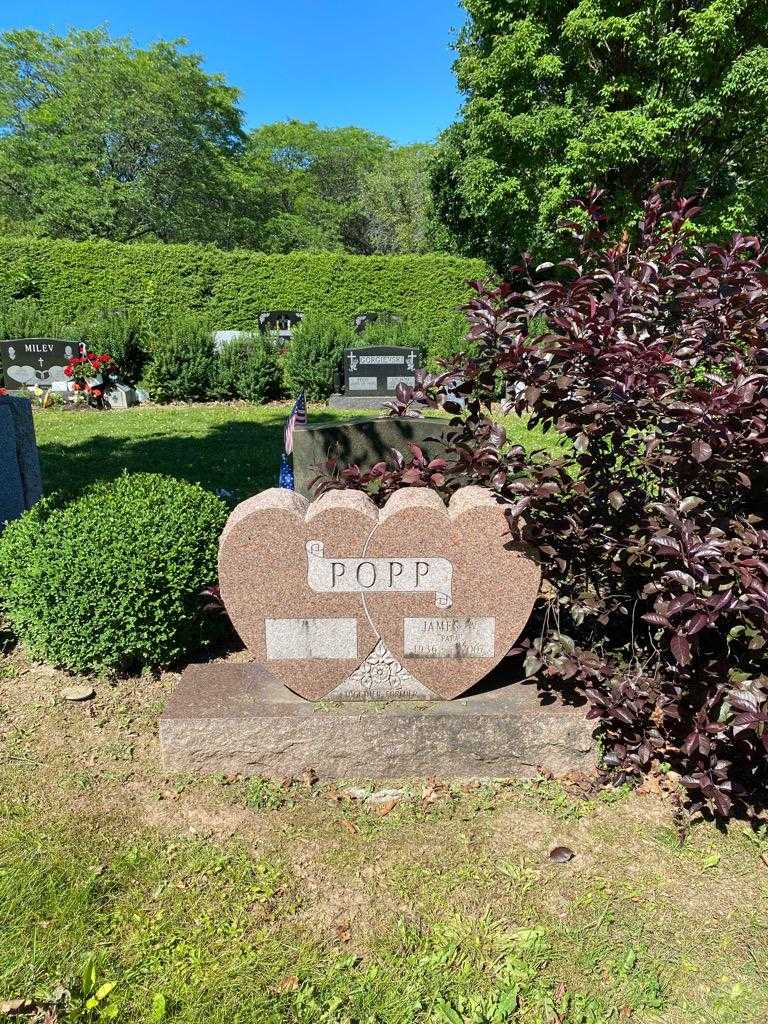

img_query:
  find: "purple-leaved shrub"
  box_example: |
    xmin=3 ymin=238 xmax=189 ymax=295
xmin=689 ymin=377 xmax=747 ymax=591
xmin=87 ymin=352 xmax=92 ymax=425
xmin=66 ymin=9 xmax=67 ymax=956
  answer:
xmin=317 ymin=185 xmax=768 ymax=818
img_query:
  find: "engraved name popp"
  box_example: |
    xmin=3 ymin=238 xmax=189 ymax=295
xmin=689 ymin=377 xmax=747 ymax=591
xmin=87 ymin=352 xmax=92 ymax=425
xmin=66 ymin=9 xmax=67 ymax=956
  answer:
xmin=306 ymin=541 xmax=453 ymax=608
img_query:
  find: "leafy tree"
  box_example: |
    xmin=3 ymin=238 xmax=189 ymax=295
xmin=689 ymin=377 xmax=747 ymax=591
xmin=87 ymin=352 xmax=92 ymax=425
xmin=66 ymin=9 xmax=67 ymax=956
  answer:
xmin=359 ymin=143 xmax=448 ymax=254
xmin=432 ymin=0 xmax=768 ymax=268
xmin=0 ymin=28 xmax=245 ymax=244
xmin=239 ymin=120 xmax=391 ymax=252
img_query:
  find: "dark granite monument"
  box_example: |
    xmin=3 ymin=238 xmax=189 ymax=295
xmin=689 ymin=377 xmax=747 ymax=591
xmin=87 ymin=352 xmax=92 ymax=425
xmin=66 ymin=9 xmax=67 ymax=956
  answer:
xmin=291 ymin=415 xmax=451 ymax=499
xmin=1 ymin=338 xmax=81 ymax=391
xmin=344 ymin=345 xmax=419 ymax=396
xmin=328 ymin=345 xmax=420 ymax=409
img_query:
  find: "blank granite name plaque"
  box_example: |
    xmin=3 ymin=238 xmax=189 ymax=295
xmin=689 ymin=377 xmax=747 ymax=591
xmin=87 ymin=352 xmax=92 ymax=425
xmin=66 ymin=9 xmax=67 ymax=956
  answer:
xmin=218 ymin=485 xmax=541 ymax=701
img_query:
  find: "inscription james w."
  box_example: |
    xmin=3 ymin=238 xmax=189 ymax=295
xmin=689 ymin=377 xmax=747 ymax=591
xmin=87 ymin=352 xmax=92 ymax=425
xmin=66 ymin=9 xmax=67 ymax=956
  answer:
xmin=306 ymin=540 xmax=453 ymax=608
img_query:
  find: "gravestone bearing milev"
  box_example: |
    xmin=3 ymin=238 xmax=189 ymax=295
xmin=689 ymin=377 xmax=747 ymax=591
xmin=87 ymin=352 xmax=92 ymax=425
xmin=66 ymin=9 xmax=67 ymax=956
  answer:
xmin=343 ymin=345 xmax=420 ymax=398
xmin=1 ymin=338 xmax=81 ymax=391
xmin=218 ymin=484 xmax=541 ymax=701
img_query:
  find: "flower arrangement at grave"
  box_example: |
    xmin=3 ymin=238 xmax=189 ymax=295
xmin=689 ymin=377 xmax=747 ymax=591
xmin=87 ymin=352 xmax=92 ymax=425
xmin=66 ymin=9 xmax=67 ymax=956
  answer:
xmin=64 ymin=352 xmax=116 ymax=408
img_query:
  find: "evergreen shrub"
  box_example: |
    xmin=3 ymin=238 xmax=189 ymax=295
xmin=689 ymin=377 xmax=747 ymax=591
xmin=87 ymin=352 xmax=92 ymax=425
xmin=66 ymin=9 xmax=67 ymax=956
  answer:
xmin=0 ymin=474 xmax=228 ymax=673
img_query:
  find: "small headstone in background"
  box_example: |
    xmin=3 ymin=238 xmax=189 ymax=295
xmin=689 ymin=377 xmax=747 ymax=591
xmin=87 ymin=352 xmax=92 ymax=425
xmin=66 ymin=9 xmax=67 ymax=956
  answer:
xmin=353 ymin=311 xmax=403 ymax=335
xmin=0 ymin=394 xmax=43 ymax=529
xmin=1 ymin=338 xmax=80 ymax=390
xmin=103 ymin=382 xmax=139 ymax=410
xmin=344 ymin=345 xmax=419 ymax=396
xmin=212 ymin=330 xmax=255 ymax=354
xmin=258 ymin=311 xmax=303 ymax=342
xmin=328 ymin=345 xmax=420 ymax=410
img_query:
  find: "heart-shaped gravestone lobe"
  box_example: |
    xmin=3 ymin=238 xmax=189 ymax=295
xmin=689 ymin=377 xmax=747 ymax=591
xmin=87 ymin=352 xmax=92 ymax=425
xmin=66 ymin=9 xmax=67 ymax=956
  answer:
xmin=362 ymin=486 xmax=541 ymax=699
xmin=218 ymin=488 xmax=380 ymax=700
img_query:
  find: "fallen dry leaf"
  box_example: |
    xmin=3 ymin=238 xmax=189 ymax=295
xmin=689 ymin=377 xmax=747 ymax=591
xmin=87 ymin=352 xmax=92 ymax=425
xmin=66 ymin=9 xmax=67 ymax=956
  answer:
xmin=334 ymin=922 xmax=352 ymax=942
xmin=637 ymin=772 xmax=665 ymax=797
xmin=271 ymin=975 xmax=300 ymax=994
xmin=374 ymin=798 xmax=398 ymax=817
xmin=340 ymin=818 xmax=359 ymax=835
xmin=302 ymin=768 xmax=318 ymax=788
xmin=760 ymin=851 xmax=768 ymax=868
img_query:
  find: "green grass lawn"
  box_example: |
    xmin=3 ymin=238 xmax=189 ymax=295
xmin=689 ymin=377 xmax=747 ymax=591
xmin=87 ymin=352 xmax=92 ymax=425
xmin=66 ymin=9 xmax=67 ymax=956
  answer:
xmin=2 ymin=656 xmax=768 ymax=1024
xmin=3 ymin=402 xmax=767 ymax=1022
xmin=31 ymin=401 xmax=563 ymax=503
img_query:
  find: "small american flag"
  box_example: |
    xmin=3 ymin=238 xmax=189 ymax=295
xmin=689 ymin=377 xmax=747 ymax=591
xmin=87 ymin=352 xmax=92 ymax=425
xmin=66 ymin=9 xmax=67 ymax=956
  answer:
xmin=283 ymin=391 xmax=307 ymax=456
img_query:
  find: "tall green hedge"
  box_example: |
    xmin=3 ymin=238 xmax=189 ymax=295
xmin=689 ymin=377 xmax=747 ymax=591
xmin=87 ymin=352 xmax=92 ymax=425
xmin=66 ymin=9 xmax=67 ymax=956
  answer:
xmin=0 ymin=237 xmax=489 ymax=330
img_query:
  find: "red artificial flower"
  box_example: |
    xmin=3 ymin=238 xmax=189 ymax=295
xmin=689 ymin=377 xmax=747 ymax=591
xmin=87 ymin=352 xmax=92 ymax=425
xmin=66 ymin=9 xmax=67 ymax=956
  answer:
xmin=90 ymin=388 xmax=102 ymax=398
xmin=64 ymin=366 xmax=73 ymax=377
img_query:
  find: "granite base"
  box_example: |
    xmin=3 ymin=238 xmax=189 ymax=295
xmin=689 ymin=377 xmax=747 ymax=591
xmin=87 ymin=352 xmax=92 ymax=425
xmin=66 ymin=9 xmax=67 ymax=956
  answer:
xmin=159 ymin=662 xmax=596 ymax=780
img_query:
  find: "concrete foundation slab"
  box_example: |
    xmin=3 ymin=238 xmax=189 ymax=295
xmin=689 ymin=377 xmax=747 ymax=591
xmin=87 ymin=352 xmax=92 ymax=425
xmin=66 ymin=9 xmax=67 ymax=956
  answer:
xmin=159 ymin=661 xmax=596 ymax=780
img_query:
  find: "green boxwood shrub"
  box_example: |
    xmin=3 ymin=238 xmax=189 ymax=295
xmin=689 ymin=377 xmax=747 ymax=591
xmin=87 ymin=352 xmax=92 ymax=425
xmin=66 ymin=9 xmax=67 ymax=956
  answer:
xmin=0 ymin=474 xmax=228 ymax=673
xmin=140 ymin=317 xmax=218 ymax=402
xmin=282 ymin=313 xmax=358 ymax=400
xmin=216 ymin=334 xmax=281 ymax=402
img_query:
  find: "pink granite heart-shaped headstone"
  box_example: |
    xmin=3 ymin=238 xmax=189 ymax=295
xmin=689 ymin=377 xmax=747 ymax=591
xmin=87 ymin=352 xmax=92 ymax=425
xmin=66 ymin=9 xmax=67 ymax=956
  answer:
xmin=218 ymin=485 xmax=540 ymax=700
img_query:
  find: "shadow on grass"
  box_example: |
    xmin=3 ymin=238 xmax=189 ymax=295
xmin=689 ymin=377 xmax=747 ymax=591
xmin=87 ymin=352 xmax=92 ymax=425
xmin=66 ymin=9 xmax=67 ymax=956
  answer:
xmin=39 ymin=418 xmax=288 ymax=504
xmin=37 ymin=406 xmax=567 ymax=506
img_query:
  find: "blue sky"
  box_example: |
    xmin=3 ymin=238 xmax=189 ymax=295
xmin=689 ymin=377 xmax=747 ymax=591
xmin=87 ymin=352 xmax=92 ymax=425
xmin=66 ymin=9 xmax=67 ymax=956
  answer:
xmin=0 ymin=0 xmax=466 ymax=144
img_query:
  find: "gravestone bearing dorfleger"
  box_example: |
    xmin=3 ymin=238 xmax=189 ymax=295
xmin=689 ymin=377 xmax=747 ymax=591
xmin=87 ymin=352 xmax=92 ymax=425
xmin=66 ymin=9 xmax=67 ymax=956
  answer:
xmin=343 ymin=345 xmax=420 ymax=398
xmin=1 ymin=338 xmax=81 ymax=391
xmin=218 ymin=485 xmax=541 ymax=701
